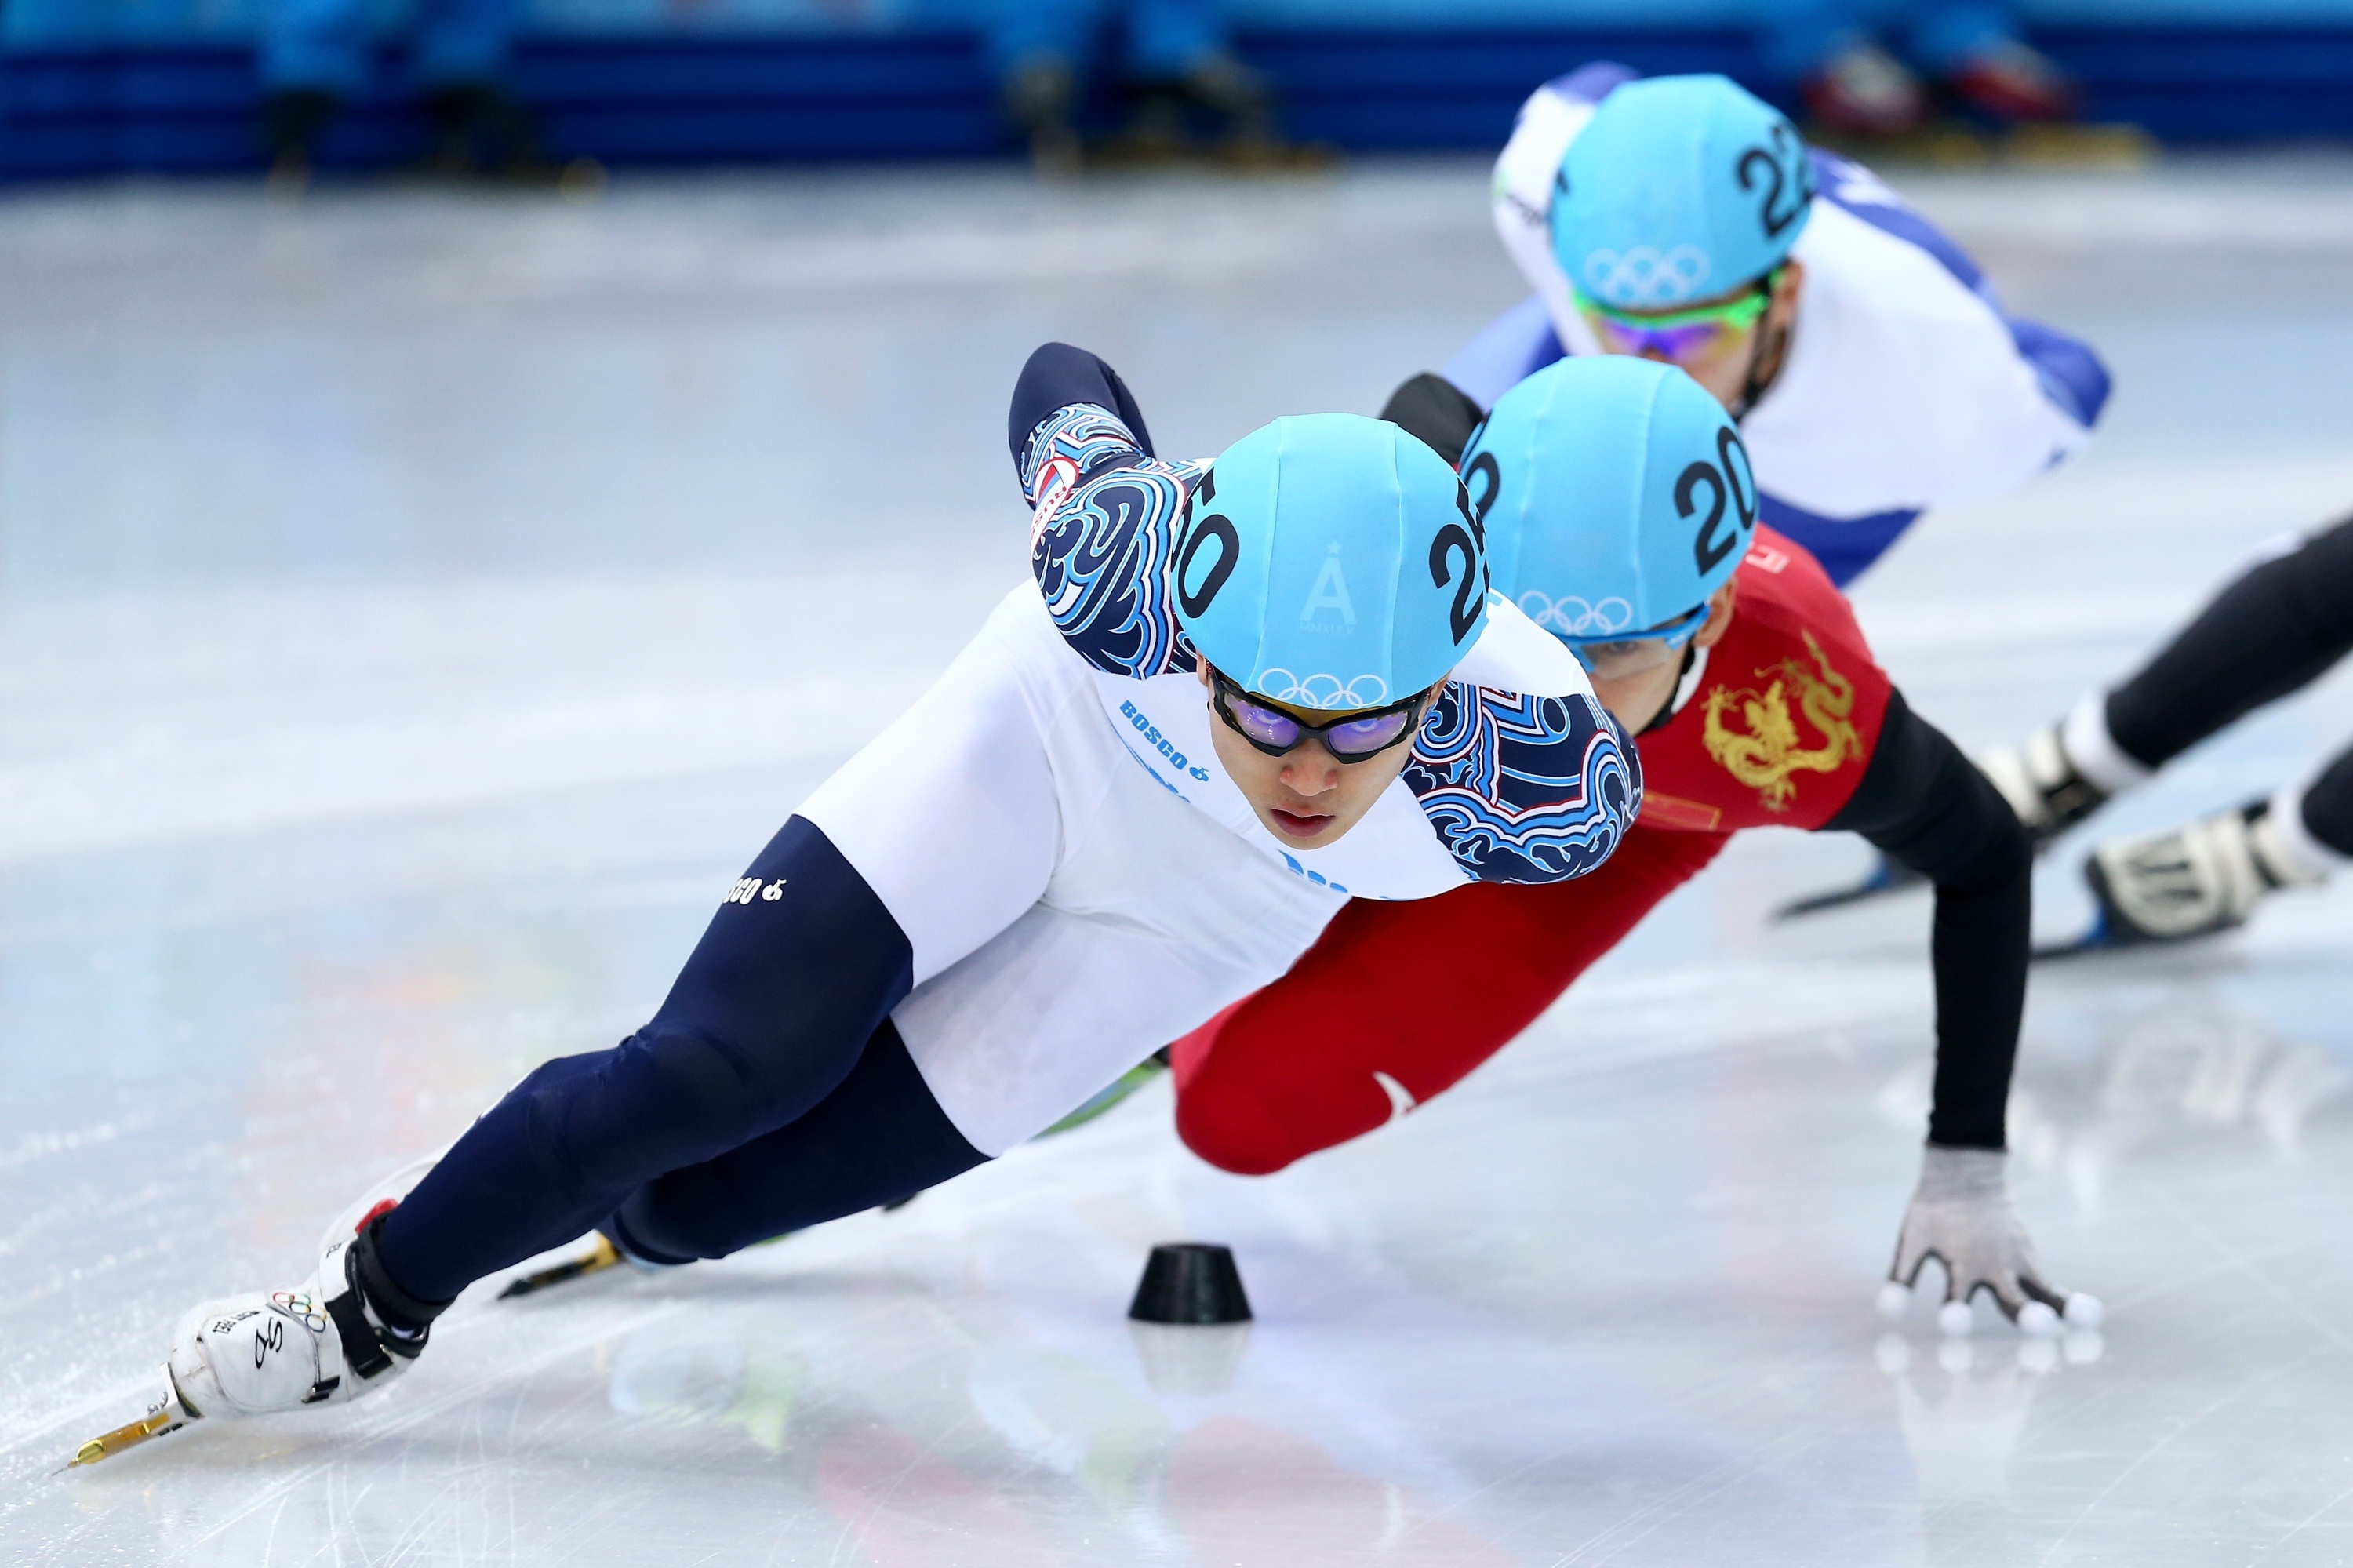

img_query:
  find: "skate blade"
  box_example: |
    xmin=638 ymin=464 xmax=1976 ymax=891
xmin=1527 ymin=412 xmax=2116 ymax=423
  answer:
xmin=65 ymin=1372 xmax=193 ymax=1470
xmin=498 ymin=1235 xmax=623 ymax=1299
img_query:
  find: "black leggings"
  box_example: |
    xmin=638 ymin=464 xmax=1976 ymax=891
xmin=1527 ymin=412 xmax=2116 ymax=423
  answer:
xmin=376 ymin=816 xmax=987 ymax=1305
xmin=2104 ymin=514 xmax=2353 ymax=855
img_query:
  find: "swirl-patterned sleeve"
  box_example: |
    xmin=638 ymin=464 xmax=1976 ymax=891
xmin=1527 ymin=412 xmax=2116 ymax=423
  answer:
xmin=1402 ymin=686 xmax=1642 ymax=884
xmin=1016 ymin=400 xmax=1204 ymax=682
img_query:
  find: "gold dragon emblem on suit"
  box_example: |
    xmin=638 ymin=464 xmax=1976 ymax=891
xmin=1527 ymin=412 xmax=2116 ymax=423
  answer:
xmin=1700 ymin=630 xmax=1863 ymax=811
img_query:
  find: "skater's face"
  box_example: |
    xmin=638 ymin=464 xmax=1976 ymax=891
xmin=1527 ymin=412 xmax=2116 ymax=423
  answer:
xmin=1586 ymin=579 xmax=1739 ymax=733
xmin=1581 ymin=260 xmax=1804 ymax=413
xmin=1198 ymin=664 xmax=1438 ymax=849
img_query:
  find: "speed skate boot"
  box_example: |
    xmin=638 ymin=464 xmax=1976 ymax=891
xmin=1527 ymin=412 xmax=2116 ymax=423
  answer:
xmin=1978 ymin=722 xmax=2111 ymax=850
xmin=2082 ymin=799 xmax=2326 ymax=947
xmin=166 ymin=1154 xmax=446 ymax=1422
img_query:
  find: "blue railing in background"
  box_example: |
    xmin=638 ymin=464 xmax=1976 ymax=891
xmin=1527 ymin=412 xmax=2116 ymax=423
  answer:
xmin=2 ymin=21 xmax=2350 ymax=177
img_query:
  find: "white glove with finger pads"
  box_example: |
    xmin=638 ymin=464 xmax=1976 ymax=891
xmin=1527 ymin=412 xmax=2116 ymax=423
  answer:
xmin=1881 ymin=1145 xmax=2102 ymax=1335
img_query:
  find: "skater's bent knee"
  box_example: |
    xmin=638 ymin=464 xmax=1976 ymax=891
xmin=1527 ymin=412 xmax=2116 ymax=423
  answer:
xmin=1175 ymin=1079 xmax=1312 ymax=1177
xmin=557 ymin=1028 xmax=776 ymax=1184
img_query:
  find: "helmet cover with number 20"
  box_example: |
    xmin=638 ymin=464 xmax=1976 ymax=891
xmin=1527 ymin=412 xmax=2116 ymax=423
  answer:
xmin=1465 ymin=355 xmax=1757 ymax=646
xmin=1175 ymin=413 xmax=1489 ymax=712
xmin=1553 ymin=73 xmax=1814 ymax=310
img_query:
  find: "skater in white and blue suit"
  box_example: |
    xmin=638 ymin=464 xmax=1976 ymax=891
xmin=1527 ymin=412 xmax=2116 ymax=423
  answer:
xmin=144 ymin=344 xmax=1639 ymax=1431
xmin=1426 ymin=67 xmax=2108 ymax=591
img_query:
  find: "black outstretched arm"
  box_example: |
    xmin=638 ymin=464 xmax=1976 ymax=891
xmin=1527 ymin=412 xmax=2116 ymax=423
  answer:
xmin=1824 ymin=690 xmax=2032 ymax=1151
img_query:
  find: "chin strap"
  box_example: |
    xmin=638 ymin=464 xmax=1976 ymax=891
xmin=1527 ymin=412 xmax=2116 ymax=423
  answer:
xmin=1637 ymin=644 xmax=1711 ymax=735
xmin=1728 ymin=278 xmax=1792 ymax=422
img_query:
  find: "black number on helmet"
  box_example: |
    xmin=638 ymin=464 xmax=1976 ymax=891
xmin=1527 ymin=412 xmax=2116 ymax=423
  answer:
xmin=1679 ymin=460 xmax=1738 ymax=576
xmin=1461 ymin=449 xmax=1500 ymax=540
xmin=1715 ymin=425 xmax=1758 ymax=530
xmin=1428 ymin=522 xmax=1483 ymax=646
xmin=1737 ymin=123 xmax=1805 ymax=240
xmin=1177 ymin=511 xmax=1240 ymax=618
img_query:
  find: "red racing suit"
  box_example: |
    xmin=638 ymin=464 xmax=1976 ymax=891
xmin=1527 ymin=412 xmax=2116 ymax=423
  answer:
xmin=1173 ymin=526 xmax=1905 ymax=1174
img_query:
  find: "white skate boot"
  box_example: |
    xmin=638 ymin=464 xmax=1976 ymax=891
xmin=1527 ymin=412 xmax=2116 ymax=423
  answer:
xmin=1977 ymin=722 xmax=2111 ymax=849
xmin=2082 ymin=800 xmax=2325 ymax=947
xmin=165 ymin=1153 xmax=444 ymax=1421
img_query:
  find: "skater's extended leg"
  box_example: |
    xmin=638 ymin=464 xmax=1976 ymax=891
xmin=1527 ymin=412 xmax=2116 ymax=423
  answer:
xmin=2101 ymin=514 xmax=2353 ymax=771
xmin=380 ymin=598 xmax=1066 ymax=1309
xmin=376 ymin=815 xmax=917 ymax=1307
xmin=1174 ymin=826 xmax=1725 ymax=1175
xmin=2033 ymin=521 xmax=2353 ymax=951
xmin=610 ymin=1020 xmax=987 ymax=1263
xmin=1977 ymin=515 xmax=2353 ymax=845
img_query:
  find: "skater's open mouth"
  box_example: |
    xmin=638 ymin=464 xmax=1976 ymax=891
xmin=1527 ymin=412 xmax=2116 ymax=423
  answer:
xmin=1269 ymin=808 xmax=1334 ymax=839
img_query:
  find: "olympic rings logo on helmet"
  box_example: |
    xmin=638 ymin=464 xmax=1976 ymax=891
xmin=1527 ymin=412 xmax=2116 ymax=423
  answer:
xmin=1518 ymin=592 xmax=1637 ymax=637
xmin=1251 ymin=668 xmax=1391 ymax=709
xmin=1580 ymin=246 xmax=1713 ymax=307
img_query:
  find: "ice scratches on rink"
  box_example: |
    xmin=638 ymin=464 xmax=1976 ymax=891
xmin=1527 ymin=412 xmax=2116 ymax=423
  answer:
xmin=7 ymin=152 xmax=2353 ymax=1563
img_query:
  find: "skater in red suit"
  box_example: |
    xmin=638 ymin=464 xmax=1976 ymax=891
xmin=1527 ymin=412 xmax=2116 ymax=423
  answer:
xmin=1176 ymin=355 xmax=2102 ymax=1333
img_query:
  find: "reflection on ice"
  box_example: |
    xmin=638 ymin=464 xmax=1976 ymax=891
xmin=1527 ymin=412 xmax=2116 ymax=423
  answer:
xmin=1127 ymin=1320 xmax=1253 ymax=1396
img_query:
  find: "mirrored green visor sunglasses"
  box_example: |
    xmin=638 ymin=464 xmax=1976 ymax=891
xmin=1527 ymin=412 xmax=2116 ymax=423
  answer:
xmin=1575 ymin=271 xmax=1778 ymax=362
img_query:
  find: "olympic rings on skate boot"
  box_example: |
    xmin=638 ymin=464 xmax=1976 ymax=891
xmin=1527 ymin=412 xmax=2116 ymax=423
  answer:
xmin=78 ymin=1154 xmax=448 ymax=1464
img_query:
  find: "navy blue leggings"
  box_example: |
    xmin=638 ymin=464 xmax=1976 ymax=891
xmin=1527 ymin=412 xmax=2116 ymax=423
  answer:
xmin=376 ymin=816 xmax=987 ymax=1304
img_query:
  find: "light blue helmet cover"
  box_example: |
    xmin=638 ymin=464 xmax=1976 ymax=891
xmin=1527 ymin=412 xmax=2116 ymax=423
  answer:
xmin=1175 ymin=413 xmax=1487 ymax=711
xmin=1552 ymin=74 xmax=1814 ymax=309
xmin=1464 ymin=355 xmax=1756 ymax=640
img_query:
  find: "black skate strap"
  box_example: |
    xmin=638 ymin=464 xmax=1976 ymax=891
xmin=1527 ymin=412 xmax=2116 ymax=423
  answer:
xmin=323 ymin=1280 xmax=393 ymax=1380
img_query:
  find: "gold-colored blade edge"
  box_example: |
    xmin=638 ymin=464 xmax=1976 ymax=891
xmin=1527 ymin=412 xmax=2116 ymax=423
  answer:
xmin=67 ymin=1371 xmax=194 ymax=1469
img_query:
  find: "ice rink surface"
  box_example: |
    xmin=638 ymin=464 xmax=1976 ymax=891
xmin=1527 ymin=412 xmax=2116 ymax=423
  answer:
xmin=5 ymin=149 xmax=2353 ymax=1566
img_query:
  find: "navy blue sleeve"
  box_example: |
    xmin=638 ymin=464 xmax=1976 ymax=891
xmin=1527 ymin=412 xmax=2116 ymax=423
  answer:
xmin=2006 ymin=317 xmax=2111 ymax=430
xmin=1012 ymin=345 xmax=1203 ymax=682
xmin=1403 ymin=686 xmax=1641 ymax=886
xmin=1008 ymin=343 xmax=1157 ymax=478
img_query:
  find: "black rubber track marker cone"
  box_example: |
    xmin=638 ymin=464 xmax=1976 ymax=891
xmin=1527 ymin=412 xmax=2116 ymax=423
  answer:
xmin=1128 ymin=1242 xmax=1253 ymax=1325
